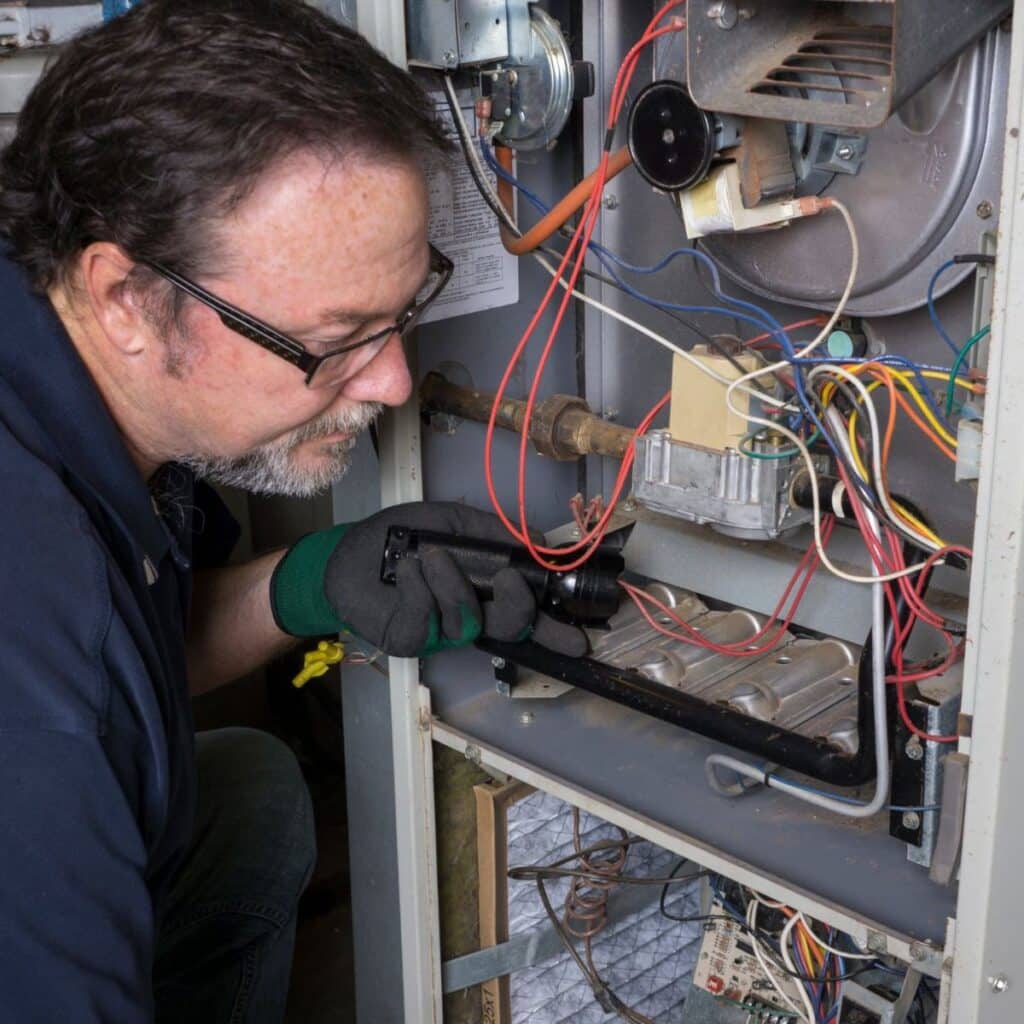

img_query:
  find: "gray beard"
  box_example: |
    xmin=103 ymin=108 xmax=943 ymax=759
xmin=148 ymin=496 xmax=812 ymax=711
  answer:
xmin=177 ymin=401 xmax=383 ymax=497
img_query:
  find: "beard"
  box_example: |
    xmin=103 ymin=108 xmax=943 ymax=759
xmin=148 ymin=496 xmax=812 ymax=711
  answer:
xmin=176 ymin=401 xmax=383 ymax=497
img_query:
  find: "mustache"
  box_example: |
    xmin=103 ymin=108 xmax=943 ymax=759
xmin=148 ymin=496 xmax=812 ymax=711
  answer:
xmin=287 ymin=401 xmax=384 ymax=445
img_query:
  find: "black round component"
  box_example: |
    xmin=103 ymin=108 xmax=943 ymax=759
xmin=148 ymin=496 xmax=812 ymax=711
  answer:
xmin=627 ymin=80 xmax=716 ymax=192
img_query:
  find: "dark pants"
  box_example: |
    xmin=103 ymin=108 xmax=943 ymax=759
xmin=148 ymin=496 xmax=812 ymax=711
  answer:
xmin=153 ymin=728 xmax=317 ymax=1024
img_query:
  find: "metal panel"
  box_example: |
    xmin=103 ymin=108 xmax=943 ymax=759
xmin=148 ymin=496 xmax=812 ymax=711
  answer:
xmin=949 ymin=4 xmax=1024 ymax=1019
xmin=430 ymin=707 xmax=948 ymax=974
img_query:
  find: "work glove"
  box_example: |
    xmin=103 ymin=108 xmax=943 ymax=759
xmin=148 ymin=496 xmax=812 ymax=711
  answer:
xmin=270 ymin=501 xmax=588 ymax=659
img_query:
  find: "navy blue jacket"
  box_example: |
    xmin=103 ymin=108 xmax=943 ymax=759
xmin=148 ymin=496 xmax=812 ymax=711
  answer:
xmin=0 ymin=253 xmax=200 ymax=1020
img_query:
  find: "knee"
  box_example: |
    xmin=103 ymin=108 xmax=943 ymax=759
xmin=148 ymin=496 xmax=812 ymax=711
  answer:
xmin=196 ymin=728 xmax=317 ymax=906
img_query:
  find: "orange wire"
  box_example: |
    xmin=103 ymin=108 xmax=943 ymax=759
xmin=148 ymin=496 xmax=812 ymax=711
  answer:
xmin=494 ymin=145 xmax=634 ymax=255
xmin=851 ymin=363 xmax=956 ymax=462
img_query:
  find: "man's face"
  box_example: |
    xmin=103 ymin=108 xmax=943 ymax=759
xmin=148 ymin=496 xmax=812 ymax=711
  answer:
xmin=155 ymin=150 xmax=430 ymax=496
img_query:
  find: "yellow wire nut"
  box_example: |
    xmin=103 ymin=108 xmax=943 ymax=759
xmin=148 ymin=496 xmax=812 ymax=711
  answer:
xmin=292 ymin=640 xmax=345 ymax=689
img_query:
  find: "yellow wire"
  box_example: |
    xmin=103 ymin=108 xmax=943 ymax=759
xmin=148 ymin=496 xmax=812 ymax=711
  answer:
xmin=844 ymin=390 xmax=946 ymax=548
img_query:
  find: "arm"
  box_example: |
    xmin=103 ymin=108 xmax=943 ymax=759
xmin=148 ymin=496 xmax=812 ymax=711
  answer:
xmin=187 ymin=549 xmax=300 ymax=695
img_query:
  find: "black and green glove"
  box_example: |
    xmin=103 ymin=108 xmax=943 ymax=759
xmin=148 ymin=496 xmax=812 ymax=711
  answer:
xmin=270 ymin=501 xmax=588 ymax=659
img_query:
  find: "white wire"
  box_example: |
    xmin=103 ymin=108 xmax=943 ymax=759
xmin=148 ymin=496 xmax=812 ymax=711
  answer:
xmin=441 ymin=74 xmax=522 ymax=237
xmin=795 ymin=913 xmax=876 ymax=960
xmin=732 ymin=199 xmax=860 ymax=400
xmin=532 ymin=253 xmax=785 ymax=410
xmin=780 ymin=914 xmax=818 ymax=1024
xmin=705 ymin=411 xmax=892 ymax=819
xmin=746 ymin=899 xmax=805 ymax=1019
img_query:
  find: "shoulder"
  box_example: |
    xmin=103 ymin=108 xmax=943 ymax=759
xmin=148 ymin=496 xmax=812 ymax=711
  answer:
xmin=0 ymin=404 xmax=114 ymax=734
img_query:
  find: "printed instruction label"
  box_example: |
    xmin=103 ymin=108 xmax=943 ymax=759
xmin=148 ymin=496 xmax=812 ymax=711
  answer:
xmin=419 ymin=90 xmax=519 ymax=325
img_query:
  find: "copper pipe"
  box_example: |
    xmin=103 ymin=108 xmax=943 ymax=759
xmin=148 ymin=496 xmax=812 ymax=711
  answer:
xmin=420 ymin=372 xmax=637 ymax=461
xmin=494 ymin=143 xmax=634 ymax=256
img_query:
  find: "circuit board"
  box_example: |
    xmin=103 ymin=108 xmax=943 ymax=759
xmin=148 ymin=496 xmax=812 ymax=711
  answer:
xmin=691 ymin=901 xmax=803 ymax=1019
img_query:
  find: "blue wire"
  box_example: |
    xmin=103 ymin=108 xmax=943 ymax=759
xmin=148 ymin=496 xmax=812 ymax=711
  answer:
xmin=480 ymin=141 xmax=957 ymax=482
xmin=926 ymin=259 xmax=962 ymax=356
xmin=764 ymin=769 xmax=940 ymax=811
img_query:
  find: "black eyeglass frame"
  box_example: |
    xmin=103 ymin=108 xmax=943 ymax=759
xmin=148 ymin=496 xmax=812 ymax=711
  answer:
xmin=146 ymin=244 xmax=454 ymax=386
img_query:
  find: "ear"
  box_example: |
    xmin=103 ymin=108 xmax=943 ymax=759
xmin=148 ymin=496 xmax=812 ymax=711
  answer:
xmin=78 ymin=242 xmax=152 ymax=356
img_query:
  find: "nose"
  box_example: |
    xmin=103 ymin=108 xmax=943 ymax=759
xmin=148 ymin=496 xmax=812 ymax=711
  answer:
xmin=339 ymin=333 xmax=413 ymax=407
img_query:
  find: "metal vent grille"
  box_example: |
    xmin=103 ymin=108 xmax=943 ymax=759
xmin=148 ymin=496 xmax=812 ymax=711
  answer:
xmin=750 ymin=25 xmax=894 ymax=107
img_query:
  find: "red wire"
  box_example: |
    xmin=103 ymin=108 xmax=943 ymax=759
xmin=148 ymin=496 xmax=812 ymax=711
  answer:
xmin=483 ymin=4 xmax=686 ymax=572
xmin=620 ymin=516 xmax=835 ymax=657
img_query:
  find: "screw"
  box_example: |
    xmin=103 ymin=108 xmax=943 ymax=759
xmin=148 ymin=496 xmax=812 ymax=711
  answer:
xmin=866 ymin=931 xmax=887 ymax=954
xmin=707 ymin=1 xmax=738 ymax=29
xmin=491 ymin=656 xmax=506 ymax=670
xmin=977 ymin=200 xmax=994 ymax=219
xmin=836 ymin=143 xmax=855 ymax=160
xmin=570 ymin=526 xmax=581 ymax=538
xmin=905 ymin=738 xmax=924 ymax=761
xmin=622 ymin=497 xmax=637 ymax=512
xmin=503 ymin=106 xmax=513 ymax=117
xmin=519 ymin=710 xmax=535 ymax=725
xmin=902 ymin=811 xmax=922 ymax=830
xmin=442 ymin=49 xmax=457 ymax=67
xmin=910 ymin=942 xmax=929 ymax=962
xmin=989 ymin=974 xmax=1009 ymax=993
xmin=603 ymin=193 xmax=619 ymax=210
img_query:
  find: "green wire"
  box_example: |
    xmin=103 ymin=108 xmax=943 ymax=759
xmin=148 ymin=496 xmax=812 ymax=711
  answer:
xmin=945 ymin=325 xmax=990 ymax=417
xmin=738 ymin=429 xmax=820 ymax=460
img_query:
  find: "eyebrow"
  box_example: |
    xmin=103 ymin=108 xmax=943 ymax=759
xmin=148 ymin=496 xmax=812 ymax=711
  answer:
xmin=314 ymin=267 xmax=434 ymax=327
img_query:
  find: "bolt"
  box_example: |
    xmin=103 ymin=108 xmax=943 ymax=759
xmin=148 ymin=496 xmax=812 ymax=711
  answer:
xmin=603 ymin=193 xmax=619 ymax=210
xmin=507 ymin=70 xmax=518 ymax=85
xmin=905 ymin=738 xmax=924 ymax=761
xmin=503 ymin=106 xmax=513 ymax=118
xmin=977 ymin=200 xmax=994 ymax=219
xmin=622 ymin=497 xmax=637 ymax=512
xmin=902 ymin=811 xmax=922 ymax=831
xmin=491 ymin=656 xmax=506 ymax=670
xmin=518 ymin=110 xmax=527 ymax=123
xmin=836 ymin=143 xmax=855 ymax=161
xmin=707 ymin=1 xmax=738 ymax=29
xmin=866 ymin=931 xmax=888 ymax=954
xmin=570 ymin=526 xmax=581 ymax=538
xmin=519 ymin=710 xmax=535 ymax=725
xmin=989 ymin=974 xmax=1009 ymax=994
xmin=909 ymin=942 xmax=930 ymax=962
xmin=442 ymin=49 xmax=457 ymax=67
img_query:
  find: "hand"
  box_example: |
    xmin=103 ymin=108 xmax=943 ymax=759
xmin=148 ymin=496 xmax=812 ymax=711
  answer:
xmin=271 ymin=501 xmax=588 ymax=659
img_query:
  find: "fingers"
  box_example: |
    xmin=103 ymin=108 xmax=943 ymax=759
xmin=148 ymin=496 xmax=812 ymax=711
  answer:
xmin=531 ymin=613 xmax=589 ymax=657
xmin=419 ymin=548 xmax=483 ymax=645
xmin=482 ymin=568 xmax=536 ymax=641
xmin=381 ymin=557 xmax=437 ymax=657
xmin=482 ymin=569 xmax=590 ymax=655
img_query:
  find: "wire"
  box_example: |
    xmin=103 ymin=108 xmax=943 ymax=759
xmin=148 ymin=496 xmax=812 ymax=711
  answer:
xmin=750 ymin=898 xmax=806 ymax=1018
xmin=945 ymin=324 xmax=990 ymax=416
xmin=440 ymin=74 xmax=521 ymax=237
xmin=765 ymin=774 xmax=940 ymax=813
xmin=705 ymin=417 xmax=892 ymax=819
xmin=926 ymin=259 xmax=963 ymax=355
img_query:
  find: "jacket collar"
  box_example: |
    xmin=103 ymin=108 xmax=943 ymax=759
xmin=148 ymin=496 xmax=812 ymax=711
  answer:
xmin=0 ymin=251 xmax=172 ymax=566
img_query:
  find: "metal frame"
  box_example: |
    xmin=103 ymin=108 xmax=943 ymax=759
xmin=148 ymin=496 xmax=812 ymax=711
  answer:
xmin=948 ymin=7 xmax=1024 ymax=1019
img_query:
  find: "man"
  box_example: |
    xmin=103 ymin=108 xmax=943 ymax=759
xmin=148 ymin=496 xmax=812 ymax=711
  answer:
xmin=0 ymin=1 xmax=583 ymax=1020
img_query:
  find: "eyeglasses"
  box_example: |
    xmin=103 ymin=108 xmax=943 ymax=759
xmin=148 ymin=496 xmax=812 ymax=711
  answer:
xmin=146 ymin=244 xmax=454 ymax=388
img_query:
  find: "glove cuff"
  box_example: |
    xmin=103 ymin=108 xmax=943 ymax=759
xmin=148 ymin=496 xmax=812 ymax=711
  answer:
xmin=271 ymin=523 xmax=350 ymax=637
